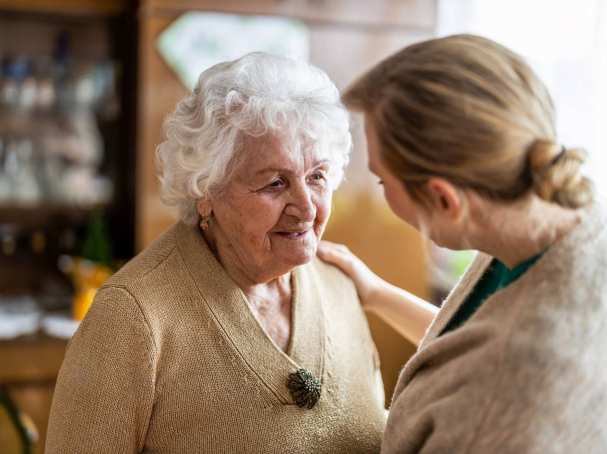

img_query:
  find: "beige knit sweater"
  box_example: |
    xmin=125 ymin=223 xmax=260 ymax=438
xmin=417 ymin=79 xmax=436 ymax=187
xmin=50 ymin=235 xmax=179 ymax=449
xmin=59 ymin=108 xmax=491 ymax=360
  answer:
xmin=382 ymin=200 xmax=607 ymax=454
xmin=46 ymin=222 xmax=386 ymax=454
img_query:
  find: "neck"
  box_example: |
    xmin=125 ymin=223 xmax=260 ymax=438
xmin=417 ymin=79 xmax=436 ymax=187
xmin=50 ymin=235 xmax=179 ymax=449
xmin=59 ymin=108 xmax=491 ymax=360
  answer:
xmin=201 ymin=226 xmax=291 ymax=304
xmin=467 ymin=195 xmax=582 ymax=269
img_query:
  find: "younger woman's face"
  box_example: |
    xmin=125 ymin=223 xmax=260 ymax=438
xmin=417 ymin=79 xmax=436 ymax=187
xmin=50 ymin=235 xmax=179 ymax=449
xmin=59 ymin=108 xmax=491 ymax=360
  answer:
xmin=364 ymin=116 xmax=422 ymax=230
xmin=364 ymin=115 xmax=468 ymax=249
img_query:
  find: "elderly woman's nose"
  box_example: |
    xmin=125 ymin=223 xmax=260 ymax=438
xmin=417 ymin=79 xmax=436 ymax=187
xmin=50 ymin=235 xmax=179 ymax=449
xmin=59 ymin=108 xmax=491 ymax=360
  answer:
xmin=285 ymin=182 xmax=316 ymax=221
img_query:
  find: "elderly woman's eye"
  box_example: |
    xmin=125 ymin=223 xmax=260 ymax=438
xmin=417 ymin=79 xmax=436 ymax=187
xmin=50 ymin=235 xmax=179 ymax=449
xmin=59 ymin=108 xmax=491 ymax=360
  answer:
xmin=266 ymin=178 xmax=285 ymax=189
xmin=309 ymin=172 xmax=326 ymax=184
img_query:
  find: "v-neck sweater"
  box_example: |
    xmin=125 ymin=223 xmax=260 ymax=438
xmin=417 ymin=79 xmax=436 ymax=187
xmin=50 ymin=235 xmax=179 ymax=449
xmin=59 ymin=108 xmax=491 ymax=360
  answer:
xmin=46 ymin=222 xmax=386 ymax=454
xmin=440 ymin=253 xmax=543 ymax=335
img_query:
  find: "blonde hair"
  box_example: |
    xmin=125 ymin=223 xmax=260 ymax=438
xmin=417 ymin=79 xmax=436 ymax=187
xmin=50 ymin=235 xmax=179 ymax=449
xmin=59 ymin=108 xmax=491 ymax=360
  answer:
xmin=343 ymin=34 xmax=593 ymax=209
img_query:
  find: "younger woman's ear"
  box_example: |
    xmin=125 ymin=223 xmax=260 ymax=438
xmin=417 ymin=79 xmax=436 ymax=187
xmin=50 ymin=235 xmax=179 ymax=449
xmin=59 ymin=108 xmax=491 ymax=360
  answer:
xmin=424 ymin=178 xmax=463 ymax=220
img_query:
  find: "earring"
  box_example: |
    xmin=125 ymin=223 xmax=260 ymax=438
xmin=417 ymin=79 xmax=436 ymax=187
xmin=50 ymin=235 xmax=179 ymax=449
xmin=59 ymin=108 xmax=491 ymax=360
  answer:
xmin=200 ymin=215 xmax=211 ymax=231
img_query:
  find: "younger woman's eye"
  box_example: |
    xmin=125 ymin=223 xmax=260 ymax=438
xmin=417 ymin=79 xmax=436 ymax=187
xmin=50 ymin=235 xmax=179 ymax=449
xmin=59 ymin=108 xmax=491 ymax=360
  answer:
xmin=377 ymin=179 xmax=384 ymax=185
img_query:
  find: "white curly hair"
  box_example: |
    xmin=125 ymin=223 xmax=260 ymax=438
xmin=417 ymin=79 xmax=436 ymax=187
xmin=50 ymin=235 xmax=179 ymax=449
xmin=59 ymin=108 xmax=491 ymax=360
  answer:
xmin=156 ymin=52 xmax=352 ymax=225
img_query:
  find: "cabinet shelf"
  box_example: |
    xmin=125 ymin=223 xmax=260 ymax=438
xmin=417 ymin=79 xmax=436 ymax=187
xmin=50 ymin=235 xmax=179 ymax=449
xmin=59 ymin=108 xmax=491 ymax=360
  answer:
xmin=0 ymin=0 xmax=127 ymax=17
xmin=0 ymin=204 xmax=107 ymax=227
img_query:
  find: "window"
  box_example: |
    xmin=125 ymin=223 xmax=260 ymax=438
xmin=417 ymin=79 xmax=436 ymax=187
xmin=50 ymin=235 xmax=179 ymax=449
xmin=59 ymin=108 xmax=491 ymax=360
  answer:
xmin=439 ymin=0 xmax=607 ymax=197
xmin=429 ymin=1 xmax=606 ymax=298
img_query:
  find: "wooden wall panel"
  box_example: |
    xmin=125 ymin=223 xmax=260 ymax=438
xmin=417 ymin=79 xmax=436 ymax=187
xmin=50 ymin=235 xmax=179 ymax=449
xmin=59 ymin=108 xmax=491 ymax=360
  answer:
xmin=366 ymin=311 xmax=417 ymax=404
xmin=136 ymin=14 xmax=187 ymax=248
xmin=0 ymin=0 xmax=126 ymax=16
xmin=144 ymin=0 xmax=436 ymax=30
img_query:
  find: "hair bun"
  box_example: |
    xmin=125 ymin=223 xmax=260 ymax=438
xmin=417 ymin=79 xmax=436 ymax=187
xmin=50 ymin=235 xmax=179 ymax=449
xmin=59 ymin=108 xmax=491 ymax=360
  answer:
xmin=528 ymin=139 xmax=593 ymax=208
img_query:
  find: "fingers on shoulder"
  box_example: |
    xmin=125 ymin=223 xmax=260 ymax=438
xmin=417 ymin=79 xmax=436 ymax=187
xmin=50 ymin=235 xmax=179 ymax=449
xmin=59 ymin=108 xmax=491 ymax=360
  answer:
xmin=319 ymin=240 xmax=352 ymax=255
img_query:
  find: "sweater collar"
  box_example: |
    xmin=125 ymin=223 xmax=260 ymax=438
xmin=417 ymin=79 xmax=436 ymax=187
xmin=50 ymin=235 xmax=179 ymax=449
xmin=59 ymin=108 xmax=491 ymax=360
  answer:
xmin=175 ymin=221 xmax=326 ymax=405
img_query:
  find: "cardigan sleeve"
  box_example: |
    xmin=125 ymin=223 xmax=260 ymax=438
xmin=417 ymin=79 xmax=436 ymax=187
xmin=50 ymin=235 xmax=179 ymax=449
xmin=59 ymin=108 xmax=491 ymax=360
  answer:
xmin=45 ymin=286 xmax=156 ymax=454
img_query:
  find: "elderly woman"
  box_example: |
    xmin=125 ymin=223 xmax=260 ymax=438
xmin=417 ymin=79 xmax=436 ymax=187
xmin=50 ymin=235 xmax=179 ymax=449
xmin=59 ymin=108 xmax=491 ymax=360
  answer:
xmin=319 ymin=34 xmax=607 ymax=453
xmin=45 ymin=53 xmax=386 ymax=453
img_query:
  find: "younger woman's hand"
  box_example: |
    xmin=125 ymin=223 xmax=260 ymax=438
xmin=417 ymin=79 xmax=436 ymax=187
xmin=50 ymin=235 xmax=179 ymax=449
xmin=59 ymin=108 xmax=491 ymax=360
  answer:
xmin=317 ymin=240 xmax=383 ymax=306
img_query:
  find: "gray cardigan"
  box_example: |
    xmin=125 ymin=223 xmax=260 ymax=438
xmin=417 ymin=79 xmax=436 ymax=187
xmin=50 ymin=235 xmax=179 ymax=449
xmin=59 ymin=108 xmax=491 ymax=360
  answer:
xmin=383 ymin=200 xmax=607 ymax=453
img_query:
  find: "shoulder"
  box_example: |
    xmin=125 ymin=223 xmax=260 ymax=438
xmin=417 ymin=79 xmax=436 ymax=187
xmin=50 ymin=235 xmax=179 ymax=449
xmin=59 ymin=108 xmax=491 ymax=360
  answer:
xmin=387 ymin=301 xmax=606 ymax=453
xmin=307 ymin=257 xmax=359 ymax=298
xmin=548 ymin=198 xmax=607 ymax=281
xmin=304 ymin=258 xmax=371 ymax=332
xmin=464 ymin=307 xmax=607 ymax=451
xmin=386 ymin=205 xmax=607 ymax=452
xmin=466 ymin=222 xmax=607 ymax=449
xmin=304 ymin=258 xmax=376 ymax=346
xmin=68 ymin=285 xmax=157 ymax=370
xmin=508 ymin=201 xmax=607 ymax=323
xmin=101 ymin=223 xmax=193 ymax=317
xmin=91 ymin=223 xmax=197 ymax=341
xmin=105 ymin=223 xmax=181 ymax=289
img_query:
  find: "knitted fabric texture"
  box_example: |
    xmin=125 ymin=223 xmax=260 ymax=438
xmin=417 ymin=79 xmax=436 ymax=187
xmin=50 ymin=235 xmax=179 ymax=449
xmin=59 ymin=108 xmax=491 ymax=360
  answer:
xmin=46 ymin=222 xmax=386 ymax=454
xmin=382 ymin=200 xmax=607 ymax=454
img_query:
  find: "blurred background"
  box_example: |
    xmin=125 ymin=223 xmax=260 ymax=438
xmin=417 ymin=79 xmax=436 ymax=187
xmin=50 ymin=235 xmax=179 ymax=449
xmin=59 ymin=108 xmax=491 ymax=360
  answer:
xmin=0 ymin=0 xmax=605 ymax=452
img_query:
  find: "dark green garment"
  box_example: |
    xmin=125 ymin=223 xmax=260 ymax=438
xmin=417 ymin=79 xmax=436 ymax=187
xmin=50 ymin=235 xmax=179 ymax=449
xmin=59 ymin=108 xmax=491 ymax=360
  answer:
xmin=440 ymin=253 xmax=543 ymax=335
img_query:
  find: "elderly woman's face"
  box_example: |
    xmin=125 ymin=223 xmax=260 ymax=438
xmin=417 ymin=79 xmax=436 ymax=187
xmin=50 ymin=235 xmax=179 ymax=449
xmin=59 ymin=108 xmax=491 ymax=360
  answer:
xmin=205 ymin=135 xmax=333 ymax=282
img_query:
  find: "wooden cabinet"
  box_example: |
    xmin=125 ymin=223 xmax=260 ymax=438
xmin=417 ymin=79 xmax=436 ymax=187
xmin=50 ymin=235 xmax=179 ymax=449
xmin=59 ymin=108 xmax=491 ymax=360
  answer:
xmin=0 ymin=1 xmax=135 ymax=450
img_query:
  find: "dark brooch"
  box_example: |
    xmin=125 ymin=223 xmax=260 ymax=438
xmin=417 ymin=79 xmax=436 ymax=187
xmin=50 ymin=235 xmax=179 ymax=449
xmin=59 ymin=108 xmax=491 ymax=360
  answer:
xmin=287 ymin=368 xmax=321 ymax=409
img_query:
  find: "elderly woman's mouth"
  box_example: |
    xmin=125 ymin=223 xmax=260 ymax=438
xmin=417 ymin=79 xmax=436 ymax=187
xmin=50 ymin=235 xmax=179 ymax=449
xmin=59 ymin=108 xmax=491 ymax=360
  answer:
xmin=274 ymin=230 xmax=311 ymax=239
